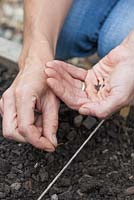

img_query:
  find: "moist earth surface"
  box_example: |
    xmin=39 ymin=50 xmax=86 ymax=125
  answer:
xmin=0 ymin=65 xmax=134 ymax=200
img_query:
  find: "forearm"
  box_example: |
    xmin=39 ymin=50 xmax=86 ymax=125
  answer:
xmin=20 ymin=0 xmax=72 ymax=68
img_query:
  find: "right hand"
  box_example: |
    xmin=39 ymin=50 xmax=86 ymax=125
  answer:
xmin=0 ymin=56 xmax=59 ymax=152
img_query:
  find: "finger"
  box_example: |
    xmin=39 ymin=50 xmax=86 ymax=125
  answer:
xmin=47 ymin=78 xmax=89 ymax=110
xmin=35 ymin=115 xmax=43 ymax=133
xmin=45 ymin=67 xmax=84 ymax=91
xmin=46 ymin=69 xmax=88 ymax=98
xmin=42 ymin=91 xmax=59 ymax=147
xmin=67 ymin=63 xmax=87 ymax=80
xmin=2 ymin=91 xmax=27 ymax=142
xmin=46 ymin=61 xmax=83 ymax=89
xmin=0 ymin=98 xmax=3 ymax=116
xmin=16 ymin=91 xmax=55 ymax=151
xmin=46 ymin=60 xmax=87 ymax=80
xmin=47 ymin=77 xmax=88 ymax=99
xmin=45 ymin=68 xmax=62 ymax=82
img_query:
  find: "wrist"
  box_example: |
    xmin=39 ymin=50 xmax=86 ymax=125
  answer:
xmin=19 ymin=39 xmax=54 ymax=70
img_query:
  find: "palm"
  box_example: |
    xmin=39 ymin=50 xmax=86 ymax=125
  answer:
xmin=80 ymin=47 xmax=134 ymax=117
xmin=45 ymin=32 xmax=134 ymax=118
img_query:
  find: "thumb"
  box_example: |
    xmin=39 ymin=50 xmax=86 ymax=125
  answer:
xmin=79 ymin=94 xmax=122 ymax=118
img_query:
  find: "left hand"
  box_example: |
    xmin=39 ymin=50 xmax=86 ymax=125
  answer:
xmin=45 ymin=31 xmax=134 ymax=118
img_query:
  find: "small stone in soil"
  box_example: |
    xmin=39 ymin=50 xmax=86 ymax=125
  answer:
xmin=79 ymin=174 xmax=102 ymax=193
xmin=125 ymin=186 xmax=134 ymax=195
xmin=0 ymin=158 xmax=11 ymax=174
xmin=131 ymin=152 xmax=134 ymax=159
xmin=0 ymin=192 xmax=6 ymax=198
xmin=60 ymin=177 xmax=71 ymax=187
xmin=10 ymin=182 xmax=21 ymax=191
xmin=4 ymin=184 xmax=10 ymax=194
xmin=24 ymin=180 xmax=32 ymax=190
xmin=39 ymin=168 xmax=49 ymax=182
xmin=18 ymin=163 xmax=23 ymax=169
xmin=74 ymin=115 xmax=83 ymax=127
xmin=82 ymin=116 xmax=97 ymax=130
xmin=58 ymin=191 xmax=72 ymax=200
xmin=51 ymin=194 xmax=58 ymax=200
xmin=66 ymin=129 xmax=77 ymax=141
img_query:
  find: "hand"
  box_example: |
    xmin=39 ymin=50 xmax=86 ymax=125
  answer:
xmin=45 ymin=31 xmax=134 ymax=118
xmin=0 ymin=57 xmax=59 ymax=152
xmin=79 ymin=31 xmax=134 ymax=117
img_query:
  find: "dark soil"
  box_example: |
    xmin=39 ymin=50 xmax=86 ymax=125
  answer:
xmin=0 ymin=64 xmax=134 ymax=200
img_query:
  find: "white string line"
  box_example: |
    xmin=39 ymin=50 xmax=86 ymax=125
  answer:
xmin=37 ymin=119 xmax=105 ymax=200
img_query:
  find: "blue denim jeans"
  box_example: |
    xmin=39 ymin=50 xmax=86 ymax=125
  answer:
xmin=56 ymin=0 xmax=134 ymax=59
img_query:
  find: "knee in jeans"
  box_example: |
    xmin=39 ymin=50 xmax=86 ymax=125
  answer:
xmin=56 ymin=26 xmax=79 ymax=60
xmin=56 ymin=25 xmax=93 ymax=60
xmin=98 ymin=28 xmax=123 ymax=58
xmin=97 ymin=21 xmax=134 ymax=58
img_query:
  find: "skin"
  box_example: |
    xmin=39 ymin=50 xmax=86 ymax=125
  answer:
xmin=0 ymin=0 xmax=72 ymax=151
xmin=45 ymin=31 xmax=134 ymax=119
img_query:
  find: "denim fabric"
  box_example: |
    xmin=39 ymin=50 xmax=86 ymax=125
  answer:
xmin=56 ymin=0 xmax=134 ymax=59
xmin=98 ymin=0 xmax=134 ymax=57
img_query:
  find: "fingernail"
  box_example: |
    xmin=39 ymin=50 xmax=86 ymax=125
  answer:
xmin=44 ymin=148 xmax=55 ymax=152
xmin=50 ymin=135 xmax=58 ymax=147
